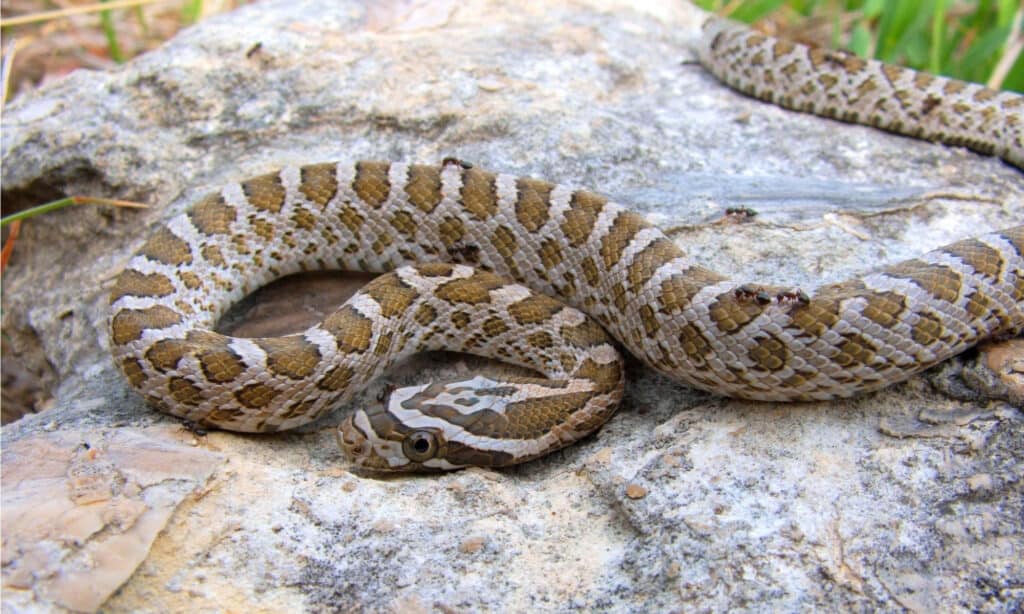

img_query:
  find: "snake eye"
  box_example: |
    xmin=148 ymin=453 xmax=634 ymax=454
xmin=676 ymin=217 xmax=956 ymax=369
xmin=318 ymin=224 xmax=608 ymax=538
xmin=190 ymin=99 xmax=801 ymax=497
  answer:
xmin=402 ymin=430 xmax=439 ymax=462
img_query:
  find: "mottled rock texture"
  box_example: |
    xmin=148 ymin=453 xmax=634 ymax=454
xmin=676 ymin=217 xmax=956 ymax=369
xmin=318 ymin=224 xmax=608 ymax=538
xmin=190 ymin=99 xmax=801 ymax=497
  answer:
xmin=2 ymin=0 xmax=1022 ymax=611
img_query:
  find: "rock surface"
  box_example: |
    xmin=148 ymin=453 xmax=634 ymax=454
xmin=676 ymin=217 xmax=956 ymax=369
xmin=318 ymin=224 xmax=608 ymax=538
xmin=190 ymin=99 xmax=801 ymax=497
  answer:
xmin=2 ymin=0 xmax=1022 ymax=611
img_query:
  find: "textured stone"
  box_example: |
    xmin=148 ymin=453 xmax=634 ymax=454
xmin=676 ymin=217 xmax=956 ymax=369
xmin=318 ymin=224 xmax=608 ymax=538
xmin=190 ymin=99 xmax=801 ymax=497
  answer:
xmin=1 ymin=0 xmax=1022 ymax=612
xmin=1 ymin=428 xmax=222 ymax=612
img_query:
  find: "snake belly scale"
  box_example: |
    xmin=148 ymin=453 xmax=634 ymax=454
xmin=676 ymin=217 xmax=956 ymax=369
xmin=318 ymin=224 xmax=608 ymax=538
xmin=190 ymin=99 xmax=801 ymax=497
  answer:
xmin=109 ymin=17 xmax=1024 ymax=472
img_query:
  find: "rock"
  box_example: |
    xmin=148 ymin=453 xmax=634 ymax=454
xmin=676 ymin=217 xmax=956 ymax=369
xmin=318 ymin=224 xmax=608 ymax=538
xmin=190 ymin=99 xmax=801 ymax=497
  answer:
xmin=1 ymin=428 xmax=222 ymax=612
xmin=2 ymin=0 xmax=1022 ymax=611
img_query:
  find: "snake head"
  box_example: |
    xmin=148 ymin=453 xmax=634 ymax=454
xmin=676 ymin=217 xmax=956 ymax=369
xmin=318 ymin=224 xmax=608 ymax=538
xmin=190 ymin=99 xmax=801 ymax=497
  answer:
xmin=338 ymin=408 xmax=450 ymax=473
xmin=338 ymin=374 xmax=610 ymax=472
xmin=337 ymin=376 xmax=541 ymax=472
xmin=337 ymin=382 xmax=462 ymax=472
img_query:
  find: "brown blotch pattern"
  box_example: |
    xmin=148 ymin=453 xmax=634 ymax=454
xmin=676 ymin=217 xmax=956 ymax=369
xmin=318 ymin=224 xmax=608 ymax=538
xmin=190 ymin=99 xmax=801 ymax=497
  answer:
xmin=772 ymin=39 xmax=795 ymax=58
xmin=201 ymin=244 xmax=226 ymax=266
xmin=353 ymin=161 xmax=392 ymax=208
xmin=375 ymin=331 xmax=393 ymax=356
xmin=435 ymin=271 xmax=506 ymax=305
xmin=110 ymin=270 xmax=175 ymax=303
xmin=292 ymin=207 xmax=317 ymax=231
xmin=1000 ymin=227 xmax=1024 ymax=257
xmin=299 ymin=163 xmax=339 ymax=207
xmin=811 ymin=48 xmax=866 ymax=74
xmin=169 ymin=377 xmax=204 ymax=406
xmin=416 ymin=262 xmax=455 ymax=276
xmin=178 ymin=271 xmax=202 ymax=290
xmin=121 ymin=358 xmax=148 ymax=387
xmin=881 ymin=64 xmax=903 ymax=86
xmin=600 ymin=211 xmax=648 ymax=268
xmin=444 ymin=441 xmax=515 ymax=468
xmin=241 ymin=173 xmax=287 ymax=213
xmin=364 ymin=274 xmax=419 ymax=318
xmin=438 ymin=216 xmax=465 ymax=248
xmin=611 ymin=283 xmax=628 ymax=313
xmin=538 ymin=239 xmax=564 ymax=269
xmin=451 ymin=311 xmax=471 ymax=329
xmin=527 ymin=331 xmax=553 ymax=348
xmin=560 ymin=352 xmax=578 ymax=373
xmin=318 ymin=365 xmax=354 ymax=391
xmin=146 ymin=338 xmax=189 ymax=372
xmin=678 ymin=323 xmax=713 ymax=364
xmin=235 ymin=383 xmax=278 ymax=408
xmin=459 ymin=167 xmax=498 ymax=221
xmin=942 ymin=80 xmax=966 ymax=95
xmin=973 ymin=88 xmax=997 ymax=103
xmin=638 ymin=304 xmax=659 ymax=336
xmin=944 ymin=240 xmax=1004 ymax=280
xmin=854 ymin=77 xmax=877 ymax=101
xmin=913 ymin=72 xmax=935 ymax=89
xmin=816 ymin=73 xmax=838 ymax=89
xmin=658 ymin=267 xmax=722 ymax=314
xmin=389 ymin=210 xmax=417 ymax=238
xmin=205 ymin=407 xmax=245 ymax=425
xmin=338 ymin=205 xmax=365 ymax=237
xmin=859 ymin=291 xmax=906 ymax=330
xmin=256 ymin=336 xmax=322 ymax=379
xmin=420 ymin=387 xmax=569 ymax=439
xmin=788 ymin=281 xmax=863 ymax=337
xmin=251 ymin=218 xmax=275 ymax=241
xmin=748 ymin=334 xmax=790 ymax=372
xmin=562 ymin=191 xmax=606 ymax=247
xmin=575 ymin=358 xmax=622 ymax=393
xmin=138 ymin=227 xmax=193 ymax=266
xmin=833 ymin=333 xmax=880 ymax=370
xmin=963 ymin=289 xmax=997 ymax=323
xmin=483 ymin=316 xmax=510 ymax=337
xmin=111 ymin=305 xmax=183 ymax=345
xmin=502 ymin=392 xmax=600 ymax=438
xmin=491 ymin=226 xmax=520 ymax=276
xmin=414 ymin=303 xmax=437 ymax=326
xmin=281 ymin=399 xmax=317 ymax=421
xmin=195 ymin=336 xmax=247 ymax=383
xmin=189 ymin=194 xmax=236 ymax=235
xmin=911 ymin=311 xmax=948 ymax=346
xmin=580 ymin=257 xmax=601 ymax=287
xmin=885 ymin=260 xmax=962 ymax=304
xmin=561 ymin=319 xmax=607 ymax=348
xmin=406 ymin=165 xmax=444 ymax=213
xmin=515 ymin=177 xmax=554 ymax=232
xmin=509 ymin=294 xmax=563 ymax=325
xmin=323 ymin=305 xmax=374 ymax=354
xmin=627 ymin=238 xmax=682 ymax=293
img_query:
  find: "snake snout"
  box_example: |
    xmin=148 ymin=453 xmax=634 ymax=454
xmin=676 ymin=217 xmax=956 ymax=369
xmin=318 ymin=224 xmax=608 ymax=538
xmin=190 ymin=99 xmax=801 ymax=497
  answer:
xmin=337 ymin=411 xmax=406 ymax=471
xmin=336 ymin=414 xmax=371 ymax=462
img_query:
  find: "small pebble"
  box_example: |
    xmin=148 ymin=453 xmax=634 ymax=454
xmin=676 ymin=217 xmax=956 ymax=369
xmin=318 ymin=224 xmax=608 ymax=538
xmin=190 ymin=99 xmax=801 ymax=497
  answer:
xmin=459 ymin=536 xmax=486 ymax=554
xmin=966 ymin=473 xmax=993 ymax=493
xmin=625 ymin=483 xmax=647 ymax=499
xmin=477 ymin=78 xmax=504 ymax=91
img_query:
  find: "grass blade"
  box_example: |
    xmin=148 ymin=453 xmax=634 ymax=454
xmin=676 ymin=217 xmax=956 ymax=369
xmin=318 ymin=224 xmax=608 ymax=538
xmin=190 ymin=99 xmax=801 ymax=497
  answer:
xmin=0 ymin=196 xmax=147 ymax=227
xmin=100 ymin=0 xmax=126 ymax=63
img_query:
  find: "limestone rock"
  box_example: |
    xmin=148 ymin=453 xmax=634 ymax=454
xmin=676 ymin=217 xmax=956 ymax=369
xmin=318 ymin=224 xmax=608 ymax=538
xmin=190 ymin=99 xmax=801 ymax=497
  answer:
xmin=2 ymin=0 xmax=1022 ymax=611
xmin=2 ymin=428 xmax=222 ymax=612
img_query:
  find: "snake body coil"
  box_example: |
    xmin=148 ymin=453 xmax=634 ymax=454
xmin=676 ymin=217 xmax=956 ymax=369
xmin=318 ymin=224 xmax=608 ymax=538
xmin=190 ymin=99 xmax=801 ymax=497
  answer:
xmin=109 ymin=18 xmax=1024 ymax=471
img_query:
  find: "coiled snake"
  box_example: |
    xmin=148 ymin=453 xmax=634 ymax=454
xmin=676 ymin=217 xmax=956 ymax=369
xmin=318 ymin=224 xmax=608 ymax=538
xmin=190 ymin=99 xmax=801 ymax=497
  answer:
xmin=109 ymin=17 xmax=1024 ymax=472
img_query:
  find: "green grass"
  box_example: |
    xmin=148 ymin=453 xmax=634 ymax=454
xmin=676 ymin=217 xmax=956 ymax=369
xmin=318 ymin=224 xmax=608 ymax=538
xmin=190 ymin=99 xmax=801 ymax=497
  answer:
xmin=0 ymin=196 xmax=147 ymax=228
xmin=181 ymin=0 xmax=205 ymax=24
xmin=695 ymin=0 xmax=1023 ymax=91
xmin=100 ymin=0 xmax=126 ymax=63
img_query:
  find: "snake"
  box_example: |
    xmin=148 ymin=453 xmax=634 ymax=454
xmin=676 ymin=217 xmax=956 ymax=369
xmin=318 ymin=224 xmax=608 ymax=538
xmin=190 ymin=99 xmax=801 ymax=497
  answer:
xmin=108 ymin=16 xmax=1024 ymax=472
